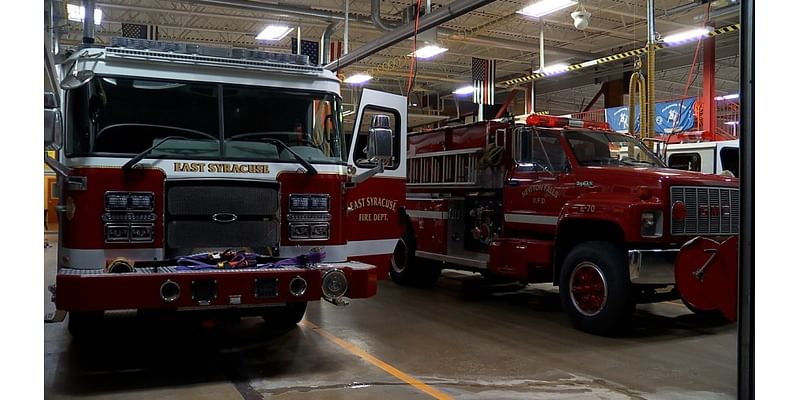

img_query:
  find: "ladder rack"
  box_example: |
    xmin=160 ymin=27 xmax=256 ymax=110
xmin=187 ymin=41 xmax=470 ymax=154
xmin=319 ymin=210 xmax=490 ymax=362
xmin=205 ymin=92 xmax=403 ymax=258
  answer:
xmin=408 ymin=148 xmax=483 ymax=187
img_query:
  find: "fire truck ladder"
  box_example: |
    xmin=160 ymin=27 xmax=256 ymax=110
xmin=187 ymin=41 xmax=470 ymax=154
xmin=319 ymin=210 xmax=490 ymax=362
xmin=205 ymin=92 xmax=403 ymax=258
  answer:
xmin=408 ymin=148 xmax=484 ymax=187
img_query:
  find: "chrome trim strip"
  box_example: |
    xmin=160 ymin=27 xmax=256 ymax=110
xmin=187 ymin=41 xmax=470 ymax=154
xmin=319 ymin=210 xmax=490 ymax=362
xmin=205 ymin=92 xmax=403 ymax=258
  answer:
xmin=504 ymin=213 xmax=559 ymax=226
xmin=406 ymin=210 xmax=449 ymax=220
xmin=415 ymin=250 xmax=488 ymax=269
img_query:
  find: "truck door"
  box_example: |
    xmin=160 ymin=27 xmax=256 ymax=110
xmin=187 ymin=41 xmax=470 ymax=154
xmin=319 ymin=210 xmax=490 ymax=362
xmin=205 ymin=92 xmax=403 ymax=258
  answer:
xmin=345 ymin=89 xmax=407 ymax=278
xmin=504 ymin=129 xmax=572 ymax=236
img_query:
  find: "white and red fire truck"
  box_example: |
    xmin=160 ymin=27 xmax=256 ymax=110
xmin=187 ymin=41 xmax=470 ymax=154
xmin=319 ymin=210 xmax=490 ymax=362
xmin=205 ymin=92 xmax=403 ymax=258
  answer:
xmin=391 ymin=115 xmax=739 ymax=335
xmin=44 ymin=37 xmax=408 ymax=337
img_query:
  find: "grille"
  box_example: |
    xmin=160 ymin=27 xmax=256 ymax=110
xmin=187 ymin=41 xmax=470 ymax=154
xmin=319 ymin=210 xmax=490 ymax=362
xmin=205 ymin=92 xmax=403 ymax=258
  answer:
xmin=165 ymin=182 xmax=279 ymax=250
xmin=671 ymin=186 xmax=739 ymax=236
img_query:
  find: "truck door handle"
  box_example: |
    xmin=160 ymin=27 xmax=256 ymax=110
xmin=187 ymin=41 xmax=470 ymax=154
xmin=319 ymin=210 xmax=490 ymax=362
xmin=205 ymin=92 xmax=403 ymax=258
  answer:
xmin=507 ymin=179 xmax=520 ymax=187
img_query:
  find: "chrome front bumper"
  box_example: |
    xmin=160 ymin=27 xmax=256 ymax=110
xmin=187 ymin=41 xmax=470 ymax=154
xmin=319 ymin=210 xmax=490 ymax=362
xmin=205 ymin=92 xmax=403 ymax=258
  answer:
xmin=628 ymin=249 xmax=679 ymax=284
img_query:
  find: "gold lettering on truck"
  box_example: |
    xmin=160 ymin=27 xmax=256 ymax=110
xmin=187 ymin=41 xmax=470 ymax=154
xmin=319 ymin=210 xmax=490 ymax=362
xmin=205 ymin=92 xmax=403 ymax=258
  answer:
xmin=173 ymin=162 xmax=270 ymax=174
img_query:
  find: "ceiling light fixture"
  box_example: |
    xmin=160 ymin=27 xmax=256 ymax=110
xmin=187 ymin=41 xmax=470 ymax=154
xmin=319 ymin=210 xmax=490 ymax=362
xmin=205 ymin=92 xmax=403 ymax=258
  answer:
xmin=570 ymin=1 xmax=591 ymax=30
xmin=410 ymin=44 xmax=448 ymax=59
xmin=67 ymin=4 xmax=102 ymax=24
xmin=715 ymin=93 xmax=740 ymax=101
xmin=453 ymin=86 xmax=475 ymax=95
xmin=343 ymin=73 xmax=373 ymax=84
xmin=662 ymin=27 xmax=712 ymax=44
xmin=256 ymin=25 xmax=292 ymax=41
xmin=540 ymin=63 xmax=570 ymax=75
xmin=518 ymin=0 xmax=577 ymax=18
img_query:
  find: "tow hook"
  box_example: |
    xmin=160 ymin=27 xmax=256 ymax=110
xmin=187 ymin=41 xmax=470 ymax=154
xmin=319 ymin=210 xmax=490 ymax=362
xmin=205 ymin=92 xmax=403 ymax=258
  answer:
xmin=324 ymin=297 xmax=350 ymax=306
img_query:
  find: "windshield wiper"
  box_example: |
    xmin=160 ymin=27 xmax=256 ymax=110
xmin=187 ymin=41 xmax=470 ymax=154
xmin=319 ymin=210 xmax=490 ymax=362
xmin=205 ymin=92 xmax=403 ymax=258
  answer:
xmin=122 ymin=136 xmax=187 ymax=172
xmin=260 ymin=138 xmax=318 ymax=176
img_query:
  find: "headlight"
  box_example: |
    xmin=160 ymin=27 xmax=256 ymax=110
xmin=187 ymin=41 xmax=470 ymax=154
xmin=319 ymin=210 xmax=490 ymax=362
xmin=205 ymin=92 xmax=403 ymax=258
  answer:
xmin=105 ymin=191 xmax=155 ymax=211
xmin=640 ymin=210 xmax=663 ymax=238
xmin=289 ymin=194 xmax=330 ymax=212
xmin=289 ymin=223 xmax=329 ymax=240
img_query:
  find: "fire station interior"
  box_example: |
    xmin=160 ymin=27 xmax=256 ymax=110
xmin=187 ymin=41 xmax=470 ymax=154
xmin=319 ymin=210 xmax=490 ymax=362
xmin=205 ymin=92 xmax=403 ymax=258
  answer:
xmin=39 ymin=1 xmax=763 ymax=399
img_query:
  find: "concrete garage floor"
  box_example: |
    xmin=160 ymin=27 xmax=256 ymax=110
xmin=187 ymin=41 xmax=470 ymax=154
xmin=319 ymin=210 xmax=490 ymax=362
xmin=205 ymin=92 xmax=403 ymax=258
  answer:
xmin=44 ymin=233 xmax=736 ymax=400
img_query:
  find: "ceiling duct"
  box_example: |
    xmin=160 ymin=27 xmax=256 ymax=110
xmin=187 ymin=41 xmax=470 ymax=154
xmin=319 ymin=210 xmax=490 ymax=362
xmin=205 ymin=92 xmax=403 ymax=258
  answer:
xmin=371 ymin=0 xmax=401 ymax=31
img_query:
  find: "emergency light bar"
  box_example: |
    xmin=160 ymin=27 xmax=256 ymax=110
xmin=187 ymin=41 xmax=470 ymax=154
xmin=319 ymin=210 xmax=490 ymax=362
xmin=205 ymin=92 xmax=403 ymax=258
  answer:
xmin=526 ymin=114 xmax=610 ymax=130
xmin=108 ymin=37 xmax=312 ymax=67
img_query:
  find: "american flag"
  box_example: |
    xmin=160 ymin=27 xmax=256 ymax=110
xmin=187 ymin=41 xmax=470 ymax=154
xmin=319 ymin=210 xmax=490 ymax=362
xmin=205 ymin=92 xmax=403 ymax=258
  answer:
xmin=121 ymin=23 xmax=158 ymax=40
xmin=472 ymin=57 xmax=496 ymax=105
xmin=291 ymin=38 xmax=320 ymax=65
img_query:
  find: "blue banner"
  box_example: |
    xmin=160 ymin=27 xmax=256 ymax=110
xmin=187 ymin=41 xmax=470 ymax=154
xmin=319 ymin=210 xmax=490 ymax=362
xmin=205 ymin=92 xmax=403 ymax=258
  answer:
xmin=605 ymin=97 xmax=696 ymax=135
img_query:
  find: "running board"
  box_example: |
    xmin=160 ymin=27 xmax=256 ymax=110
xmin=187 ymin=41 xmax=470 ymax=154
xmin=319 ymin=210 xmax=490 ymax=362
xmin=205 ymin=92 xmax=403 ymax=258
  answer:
xmin=416 ymin=251 xmax=488 ymax=269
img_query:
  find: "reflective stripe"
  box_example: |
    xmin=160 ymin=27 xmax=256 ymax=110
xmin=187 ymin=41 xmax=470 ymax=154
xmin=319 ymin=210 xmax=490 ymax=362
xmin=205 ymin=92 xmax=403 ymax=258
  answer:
xmin=504 ymin=213 xmax=558 ymax=225
xmin=280 ymin=239 xmax=398 ymax=260
xmin=406 ymin=210 xmax=448 ymax=220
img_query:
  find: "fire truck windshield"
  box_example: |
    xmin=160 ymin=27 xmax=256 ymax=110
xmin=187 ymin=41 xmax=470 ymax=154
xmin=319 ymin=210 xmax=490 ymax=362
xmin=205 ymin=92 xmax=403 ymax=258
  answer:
xmin=66 ymin=76 xmax=345 ymax=164
xmin=564 ymin=131 xmax=665 ymax=168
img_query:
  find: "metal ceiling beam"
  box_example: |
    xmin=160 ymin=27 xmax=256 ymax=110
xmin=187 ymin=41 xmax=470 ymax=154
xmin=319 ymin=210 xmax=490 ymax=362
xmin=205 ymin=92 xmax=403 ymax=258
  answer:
xmin=324 ymin=0 xmax=498 ymax=71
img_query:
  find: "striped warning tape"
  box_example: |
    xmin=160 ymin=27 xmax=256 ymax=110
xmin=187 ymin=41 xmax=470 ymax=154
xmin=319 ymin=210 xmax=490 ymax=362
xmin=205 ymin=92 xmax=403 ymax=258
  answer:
xmin=499 ymin=23 xmax=741 ymax=87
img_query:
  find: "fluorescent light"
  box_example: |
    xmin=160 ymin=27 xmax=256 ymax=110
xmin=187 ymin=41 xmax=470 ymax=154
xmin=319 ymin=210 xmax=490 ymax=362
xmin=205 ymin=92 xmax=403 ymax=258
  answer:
xmin=343 ymin=73 xmax=373 ymax=84
xmin=453 ymin=86 xmax=475 ymax=95
xmin=342 ymin=110 xmax=355 ymax=117
xmin=517 ymin=0 xmax=577 ymax=18
xmin=662 ymin=27 xmax=712 ymax=44
xmin=256 ymin=25 xmax=292 ymax=41
xmin=410 ymin=44 xmax=448 ymax=59
xmin=540 ymin=63 xmax=569 ymax=75
xmin=579 ymin=59 xmax=599 ymax=68
xmin=715 ymin=93 xmax=740 ymax=101
xmin=724 ymin=121 xmax=739 ymax=125
xmin=67 ymin=4 xmax=102 ymax=24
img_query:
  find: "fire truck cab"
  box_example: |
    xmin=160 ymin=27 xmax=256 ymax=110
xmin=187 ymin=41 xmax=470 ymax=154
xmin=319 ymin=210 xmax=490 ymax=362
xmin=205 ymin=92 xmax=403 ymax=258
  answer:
xmin=44 ymin=38 xmax=407 ymax=337
xmin=395 ymin=115 xmax=739 ymax=335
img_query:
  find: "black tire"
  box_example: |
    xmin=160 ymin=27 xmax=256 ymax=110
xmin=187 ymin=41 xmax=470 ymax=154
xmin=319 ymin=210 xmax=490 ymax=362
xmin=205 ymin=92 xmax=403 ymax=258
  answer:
xmin=390 ymin=227 xmax=441 ymax=287
xmin=559 ymin=241 xmax=634 ymax=335
xmin=262 ymin=301 xmax=307 ymax=327
xmin=67 ymin=311 xmax=103 ymax=340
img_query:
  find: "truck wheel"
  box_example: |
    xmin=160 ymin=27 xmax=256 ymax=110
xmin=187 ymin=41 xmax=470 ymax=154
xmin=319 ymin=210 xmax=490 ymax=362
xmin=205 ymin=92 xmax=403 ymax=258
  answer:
xmin=67 ymin=311 xmax=103 ymax=340
xmin=262 ymin=301 xmax=307 ymax=327
xmin=390 ymin=229 xmax=441 ymax=287
xmin=559 ymin=242 xmax=633 ymax=335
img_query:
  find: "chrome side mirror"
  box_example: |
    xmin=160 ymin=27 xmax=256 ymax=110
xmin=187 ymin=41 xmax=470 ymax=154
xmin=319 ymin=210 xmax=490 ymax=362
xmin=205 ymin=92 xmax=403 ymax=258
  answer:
xmin=366 ymin=114 xmax=393 ymax=163
xmin=44 ymin=92 xmax=62 ymax=149
xmin=60 ymin=69 xmax=95 ymax=90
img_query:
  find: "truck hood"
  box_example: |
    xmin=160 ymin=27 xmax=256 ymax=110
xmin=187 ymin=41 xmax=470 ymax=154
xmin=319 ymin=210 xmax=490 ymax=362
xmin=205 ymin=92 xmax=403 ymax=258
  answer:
xmin=576 ymin=166 xmax=739 ymax=190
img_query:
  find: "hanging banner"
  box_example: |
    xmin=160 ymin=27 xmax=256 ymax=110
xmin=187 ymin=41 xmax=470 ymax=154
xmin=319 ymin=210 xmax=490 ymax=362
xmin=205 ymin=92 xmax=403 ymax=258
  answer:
xmin=654 ymin=97 xmax=696 ymax=133
xmin=605 ymin=97 xmax=696 ymax=135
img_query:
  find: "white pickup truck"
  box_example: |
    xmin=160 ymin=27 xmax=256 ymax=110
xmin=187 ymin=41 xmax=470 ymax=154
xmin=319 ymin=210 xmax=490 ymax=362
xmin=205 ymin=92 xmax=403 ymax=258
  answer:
xmin=664 ymin=139 xmax=739 ymax=177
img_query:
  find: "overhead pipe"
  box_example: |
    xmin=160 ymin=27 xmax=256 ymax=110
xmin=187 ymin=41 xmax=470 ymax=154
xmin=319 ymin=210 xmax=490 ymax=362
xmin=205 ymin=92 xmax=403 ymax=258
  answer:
xmin=371 ymin=0 xmax=400 ymax=32
xmin=321 ymin=22 xmax=339 ymax=65
xmin=326 ymin=0 xmax=522 ymax=71
xmin=187 ymin=0 xmax=372 ymax=23
xmin=82 ymin=0 xmax=96 ymax=45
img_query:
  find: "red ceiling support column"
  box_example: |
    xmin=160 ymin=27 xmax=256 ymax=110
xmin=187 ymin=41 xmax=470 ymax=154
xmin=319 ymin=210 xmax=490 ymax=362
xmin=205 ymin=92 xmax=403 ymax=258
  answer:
xmin=703 ymin=31 xmax=717 ymax=136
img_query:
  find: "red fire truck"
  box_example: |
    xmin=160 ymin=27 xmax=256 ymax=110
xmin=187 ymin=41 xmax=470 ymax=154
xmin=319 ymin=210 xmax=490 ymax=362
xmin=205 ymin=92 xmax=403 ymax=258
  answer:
xmin=392 ymin=115 xmax=739 ymax=334
xmin=44 ymin=37 xmax=407 ymax=337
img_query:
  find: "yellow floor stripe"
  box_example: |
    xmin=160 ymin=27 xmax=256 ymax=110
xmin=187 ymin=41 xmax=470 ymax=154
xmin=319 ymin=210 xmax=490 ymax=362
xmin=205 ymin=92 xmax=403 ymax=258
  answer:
xmin=301 ymin=320 xmax=454 ymax=400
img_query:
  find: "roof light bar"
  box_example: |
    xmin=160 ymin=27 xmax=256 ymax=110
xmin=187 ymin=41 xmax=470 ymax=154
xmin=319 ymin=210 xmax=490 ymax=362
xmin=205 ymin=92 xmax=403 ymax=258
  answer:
xmin=526 ymin=114 xmax=610 ymax=130
xmin=517 ymin=0 xmax=577 ymax=18
xmin=256 ymin=25 xmax=292 ymax=41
